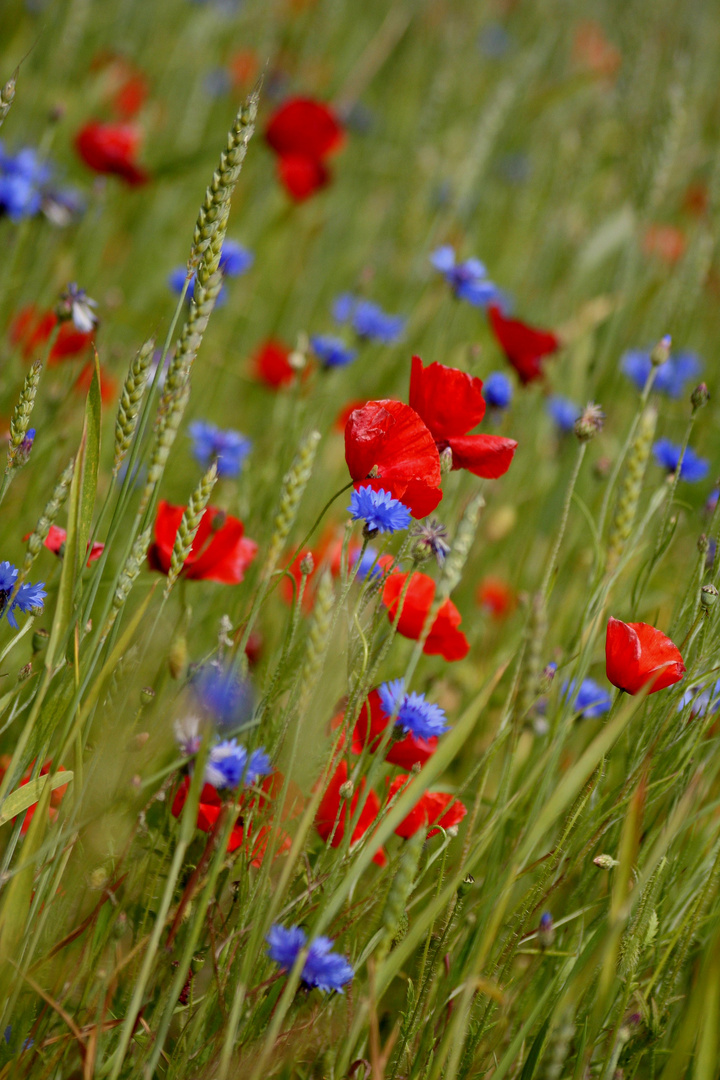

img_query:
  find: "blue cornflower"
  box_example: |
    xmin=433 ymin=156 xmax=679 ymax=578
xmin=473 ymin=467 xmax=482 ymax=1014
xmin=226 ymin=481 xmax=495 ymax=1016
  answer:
xmin=58 ymin=283 xmax=97 ymax=333
xmin=219 ymin=239 xmax=254 ymax=276
xmin=310 ymin=334 xmax=357 ymax=369
xmin=333 ymin=294 xmax=406 ymax=344
xmin=547 ymin=396 xmax=581 ymax=433
xmin=168 ymin=240 xmax=252 ymax=305
xmin=348 ymin=486 xmax=411 ymax=534
xmin=205 ymin=740 xmax=272 ymax=790
xmin=266 ymin=924 xmax=354 ymax=993
xmin=478 ymin=22 xmax=511 ymax=56
xmin=562 ymin=678 xmax=612 ymax=719
xmin=0 ymin=562 xmax=46 ymax=630
xmin=483 ymin=371 xmax=513 ymax=410
xmin=378 ymin=679 xmax=449 ymax=741
xmin=430 ymin=245 xmax=499 ymax=307
xmin=188 ymin=420 xmax=252 ymax=478
xmin=678 ymin=679 xmax=720 ymax=718
xmin=0 ymin=173 xmax=42 ymax=221
xmin=193 ymin=663 xmax=254 ymax=729
xmin=652 ymin=439 xmax=709 ymax=482
xmin=621 ymin=349 xmax=702 ymax=398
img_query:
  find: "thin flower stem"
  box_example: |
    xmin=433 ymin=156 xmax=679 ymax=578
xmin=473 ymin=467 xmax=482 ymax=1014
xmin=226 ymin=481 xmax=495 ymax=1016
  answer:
xmin=541 ymin=442 xmax=587 ymax=599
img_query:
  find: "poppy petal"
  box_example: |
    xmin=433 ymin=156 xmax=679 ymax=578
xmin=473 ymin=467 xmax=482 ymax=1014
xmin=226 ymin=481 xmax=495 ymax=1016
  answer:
xmin=446 ymin=434 xmax=517 ymax=478
xmin=409 ymin=355 xmax=486 ymax=439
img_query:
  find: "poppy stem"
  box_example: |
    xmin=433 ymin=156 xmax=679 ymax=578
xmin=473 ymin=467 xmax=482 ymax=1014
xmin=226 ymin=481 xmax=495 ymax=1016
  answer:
xmin=285 ymin=479 xmax=356 ymax=571
xmin=540 ymin=441 xmax=587 ymax=599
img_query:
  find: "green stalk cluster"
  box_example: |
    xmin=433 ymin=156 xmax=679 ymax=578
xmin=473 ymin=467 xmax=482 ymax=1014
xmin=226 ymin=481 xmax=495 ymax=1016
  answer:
xmin=99 ymin=527 xmax=152 ymax=644
xmin=6 ymin=361 xmax=41 ymax=468
xmin=606 ymin=405 xmax=657 ymax=574
xmin=22 ymin=458 xmax=75 ymax=574
xmin=262 ymin=430 xmax=321 ymax=581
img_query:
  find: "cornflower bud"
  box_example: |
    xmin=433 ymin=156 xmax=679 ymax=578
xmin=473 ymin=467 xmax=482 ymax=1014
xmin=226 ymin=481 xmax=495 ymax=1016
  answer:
xmin=650 ymin=335 xmax=672 ymax=367
xmin=573 ymin=402 xmax=604 ymax=442
xmin=439 ymin=446 xmax=454 ymax=475
xmin=299 ymin=552 xmax=315 ymax=576
xmin=691 ymin=382 xmax=710 ymax=413
xmin=339 ymin=779 xmax=354 ymax=799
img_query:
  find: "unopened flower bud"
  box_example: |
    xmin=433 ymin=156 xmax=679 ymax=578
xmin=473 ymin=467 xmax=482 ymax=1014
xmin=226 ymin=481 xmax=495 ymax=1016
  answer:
xmin=17 ymin=662 xmax=32 ymax=682
xmin=700 ymin=584 xmax=718 ymax=610
xmin=538 ymin=911 xmax=555 ymax=949
xmin=573 ymin=403 xmax=604 ymax=442
xmin=691 ymin=382 xmax=710 ymax=412
xmin=593 ymin=853 xmax=619 ymax=870
xmin=299 ymin=552 xmax=315 ymax=576
xmin=594 ymin=455 xmax=612 ymax=479
xmin=457 ymin=874 xmax=475 ymax=899
xmin=168 ymin=634 xmax=188 ymax=680
xmin=697 ymin=533 xmax=710 ymax=555
xmin=650 ymin=335 xmax=672 ymax=367
xmin=32 ymin=627 xmax=49 ymax=654
xmin=439 ymin=446 xmax=454 ymax=476
xmin=339 ymin=780 xmax=354 ymax=799
xmin=140 ymin=686 xmax=155 ymax=705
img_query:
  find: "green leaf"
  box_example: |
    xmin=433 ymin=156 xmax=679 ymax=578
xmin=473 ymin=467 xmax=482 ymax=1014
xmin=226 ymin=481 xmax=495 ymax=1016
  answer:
xmin=0 ymin=771 xmax=73 ymax=827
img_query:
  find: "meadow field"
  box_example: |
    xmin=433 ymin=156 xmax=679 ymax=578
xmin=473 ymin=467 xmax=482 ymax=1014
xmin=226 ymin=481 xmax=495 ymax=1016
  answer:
xmin=0 ymin=1 xmax=719 ymax=1077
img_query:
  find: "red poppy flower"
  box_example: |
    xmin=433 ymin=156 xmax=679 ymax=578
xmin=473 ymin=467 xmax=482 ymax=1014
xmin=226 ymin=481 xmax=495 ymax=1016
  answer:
xmin=74 ymin=121 xmax=149 ymax=185
xmin=605 ymin=617 xmax=685 ymax=695
xmin=252 ymin=338 xmax=295 ymax=388
xmin=229 ymin=50 xmax=260 ymax=89
xmin=345 ymin=399 xmax=442 ymax=519
xmin=351 ymin=690 xmax=437 ymax=770
xmin=10 ymin=305 xmax=93 ymax=364
xmin=476 ymin=575 xmax=516 ymax=619
xmin=0 ymin=757 xmax=68 ymax=834
xmin=265 ymin=97 xmax=344 ymax=202
xmin=382 ymin=566 xmax=469 ymax=662
xmin=171 ymin=773 xmax=291 ymax=863
xmin=315 ymin=759 xmax=386 ymax=865
xmin=572 ymin=20 xmax=621 ymax=78
xmin=335 ymin=399 xmax=368 ymax=433
xmin=75 ymin=362 xmax=117 ymax=404
xmin=642 ymin=225 xmax=686 ymax=266
xmin=487 ymin=304 xmax=560 ymax=385
xmin=148 ymin=501 xmax=258 ymax=584
xmin=386 ymin=775 xmax=466 ymax=839
xmin=113 ymin=72 xmax=149 ymax=119
xmin=409 ymin=356 xmax=517 ymax=479
xmin=41 ymin=524 xmax=105 ymax=565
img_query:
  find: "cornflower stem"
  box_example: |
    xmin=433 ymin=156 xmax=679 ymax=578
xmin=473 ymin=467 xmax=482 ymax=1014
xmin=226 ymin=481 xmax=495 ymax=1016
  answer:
xmin=540 ymin=441 xmax=586 ymax=599
xmin=653 ymin=411 xmax=696 ymax=557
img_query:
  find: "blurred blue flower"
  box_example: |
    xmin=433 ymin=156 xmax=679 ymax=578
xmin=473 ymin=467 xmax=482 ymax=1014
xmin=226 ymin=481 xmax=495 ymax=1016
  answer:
xmin=204 ymin=68 xmax=232 ymax=97
xmin=168 ymin=240 xmax=252 ymax=305
xmin=621 ymin=349 xmax=702 ymax=398
xmin=351 ymin=544 xmax=380 ymax=580
xmin=678 ymin=679 xmax=720 ymax=717
xmin=483 ymin=371 xmax=513 ymax=410
xmin=562 ymin=678 xmax=612 ymax=718
xmin=266 ymin=924 xmax=354 ymax=993
xmin=378 ymin=679 xmax=449 ymax=741
xmin=478 ymin=22 xmax=511 ymax=57
xmin=547 ymin=396 xmax=581 ymax=433
xmin=653 ymin=439 xmax=709 ymax=482
xmin=205 ymin=740 xmax=272 ymax=789
xmin=0 ymin=562 xmax=46 ymax=629
xmin=333 ymin=294 xmax=405 ymax=344
xmin=348 ymin=486 xmax=411 ymax=534
xmin=193 ymin=663 xmax=254 ymax=728
xmin=410 ymin=518 xmax=451 ymax=565
xmin=498 ymin=153 xmax=531 ymax=184
xmin=0 ymin=142 xmax=56 ymax=222
xmin=430 ymin=245 xmax=499 ymax=307
xmin=310 ymin=334 xmax=357 ymax=368
xmin=188 ymin=420 xmax=252 ymax=478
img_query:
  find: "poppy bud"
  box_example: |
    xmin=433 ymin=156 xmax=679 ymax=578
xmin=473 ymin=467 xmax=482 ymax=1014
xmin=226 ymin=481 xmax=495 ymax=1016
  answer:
xmin=650 ymin=335 xmax=672 ymax=367
xmin=593 ymin=853 xmax=619 ymax=870
xmin=457 ymin=873 xmax=475 ymax=898
xmin=299 ymin=552 xmax=315 ymax=576
xmin=691 ymin=382 xmax=710 ymax=412
xmin=339 ymin=779 xmax=354 ymax=799
xmin=700 ymin=584 xmax=718 ymax=610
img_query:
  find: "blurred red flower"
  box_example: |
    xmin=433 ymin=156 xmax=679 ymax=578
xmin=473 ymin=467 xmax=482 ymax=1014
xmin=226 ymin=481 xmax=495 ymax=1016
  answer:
xmin=0 ymin=757 xmax=69 ymax=834
xmin=265 ymin=97 xmax=344 ymax=201
xmin=487 ymin=304 xmax=560 ymax=385
xmin=41 ymin=524 xmax=105 ymax=565
xmin=74 ymin=121 xmax=149 ymax=185
xmin=386 ymin=774 xmax=466 ymax=838
xmin=75 ymin=362 xmax=118 ymax=404
xmin=315 ymin=759 xmax=386 ymax=865
xmin=409 ymin=356 xmax=517 ymax=478
xmin=10 ymin=305 xmax=93 ymax=364
xmin=349 ymin=689 xmax=437 ymax=770
xmin=148 ymin=501 xmax=258 ymax=584
xmin=171 ymin=773 xmax=292 ymax=863
xmin=642 ymin=225 xmax=686 ymax=265
xmin=476 ymin=575 xmax=516 ymax=619
xmin=252 ymin=338 xmax=295 ymax=388
xmin=605 ymin=617 xmax=685 ymax=695
xmin=345 ymin=399 xmax=442 ymax=519
xmin=382 ymin=564 xmax=469 ymax=661
xmin=572 ymin=20 xmax=621 ymax=78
